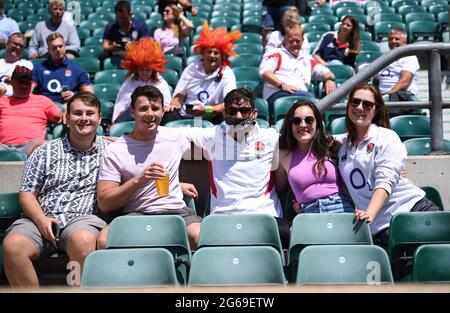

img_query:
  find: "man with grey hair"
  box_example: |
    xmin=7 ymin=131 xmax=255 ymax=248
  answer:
xmin=0 ymin=32 xmax=33 ymax=96
xmin=28 ymin=0 xmax=80 ymax=59
xmin=376 ymin=28 xmax=420 ymax=105
xmin=0 ymin=0 xmax=20 ymax=48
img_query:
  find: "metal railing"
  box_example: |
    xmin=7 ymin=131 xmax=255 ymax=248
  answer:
xmin=318 ymin=43 xmax=450 ymax=154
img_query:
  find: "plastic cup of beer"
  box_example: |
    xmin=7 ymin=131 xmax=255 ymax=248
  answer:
xmin=155 ymin=172 xmax=170 ymax=196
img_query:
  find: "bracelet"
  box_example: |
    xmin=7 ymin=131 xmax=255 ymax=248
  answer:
xmin=325 ymin=77 xmax=335 ymax=82
xmin=278 ymin=82 xmax=284 ymax=90
xmin=204 ymin=106 xmax=214 ymax=114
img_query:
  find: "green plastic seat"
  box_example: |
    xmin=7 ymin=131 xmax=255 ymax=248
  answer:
xmin=79 ymin=46 xmax=103 ymax=59
xmin=273 ymin=96 xmax=318 ymax=123
xmin=398 ymin=5 xmax=426 ymax=17
xmin=232 ymin=66 xmax=261 ymax=82
xmin=198 ymin=214 xmax=284 ymax=262
xmin=236 ymin=32 xmax=262 ymax=45
xmin=374 ymin=21 xmax=406 ymax=41
xmin=100 ymin=100 xmax=115 ymax=122
xmin=230 ymin=54 xmax=262 ymax=68
xmin=83 ymin=35 xmax=104 ymax=47
xmin=420 ymin=186 xmax=444 ymax=210
xmin=407 ymin=21 xmax=439 ymax=42
xmin=0 ymin=150 xmax=27 ymax=161
xmin=94 ymin=69 xmax=128 ymax=85
xmin=73 ymin=57 xmax=100 ymax=77
xmin=160 ymin=69 xmax=179 ymax=90
xmin=296 ymin=245 xmax=393 ymax=285
xmin=164 ymin=119 xmax=214 ymax=128
xmin=308 ymin=14 xmax=338 ymax=27
xmin=304 ymin=31 xmax=325 ymax=43
xmin=360 ymin=40 xmax=380 ymax=52
xmin=404 ymin=12 xmax=435 ymax=26
xmin=52 ymin=125 xmax=103 ymax=139
xmin=326 ymin=64 xmax=354 ymax=80
xmin=302 ymin=23 xmax=331 ymax=33
xmin=403 ymin=137 xmax=450 ymax=155
xmin=233 ymin=43 xmax=263 ymax=56
xmin=328 ymin=116 xmax=347 ymax=135
xmin=188 ymin=246 xmax=286 ymax=286
xmin=374 ymin=13 xmax=403 ymax=23
xmin=102 ymin=57 xmax=123 ymax=70
xmin=105 ymin=215 xmax=191 ymax=284
xmin=388 ymin=211 xmax=450 ymax=281
xmin=165 ymin=55 xmax=183 ymax=77
xmin=210 ymin=16 xmax=240 ymax=30
xmin=356 ymin=51 xmax=382 ymax=65
xmin=81 ymin=248 xmax=178 ymax=288
xmin=390 ymin=115 xmax=430 ymax=141
xmin=93 ymin=83 xmax=121 ymax=102
xmin=186 ymin=55 xmax=200 ymax=66
xmin=0 ymin=192 xmax=22 ymax=239
xmin=288 ymin=213 xmax=373 ymax=281
xmin=254 ymin=98 xmax=269 ymax=121
xmin=109 ymin=121 xmax=135 ymax=137
xmin=412 ymin=244 xmax=450 ymax=283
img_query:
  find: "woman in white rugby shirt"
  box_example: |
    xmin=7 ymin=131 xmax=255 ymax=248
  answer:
xmin=338 ymin=83 xmax=442 ymax=246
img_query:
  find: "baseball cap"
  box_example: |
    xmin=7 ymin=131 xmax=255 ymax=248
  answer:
xmin=11 ymin=65 xmax=32 ymax=80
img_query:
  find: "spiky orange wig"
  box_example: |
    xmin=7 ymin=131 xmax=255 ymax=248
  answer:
xmin=193 ymin=21 xmax=242 ymax=67
xmin=121 ymin=38 xmax=168 ymax=75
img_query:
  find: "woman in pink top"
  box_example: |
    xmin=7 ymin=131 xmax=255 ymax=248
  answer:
xmin=276 ymin=100 xmax=354 ymax=214
xmin=153 ymin=4 xmax=194 ymax=56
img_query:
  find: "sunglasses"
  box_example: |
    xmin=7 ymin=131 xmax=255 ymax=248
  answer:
xmin=225 ymin=107 xmax=253 ymax=115
xmin=292 ymin=116 xmax=315 ymax=126
xmin=349 ymin=98 xmax=375 ymax=110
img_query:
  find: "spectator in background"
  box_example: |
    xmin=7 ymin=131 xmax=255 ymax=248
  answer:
xmin=0 ymin=66 xmax=61 ymax=156
xmin=0 ymin=0 xmax=20 ymax=49
xmin=265 ymin=7 xmax=310 ymax=54
xmin=0 ymin=33 xmax=33 ymax=96
xmin=28 ymin=0 xmax=80 ymax=59
xmin=158 ymin=0 xmax=198 ymax=17
xmin=2 ymin=92 xmax=107 ymax=287
xmin=154 ymin=4 xmax=194 ymax=57
xmin=375 ymin=28 xmax=419 ymax=103
xmin=338 ymin=84 xmax=442 ymax=246
xmin=32 ymin=32 xmax=93 ymax=104
xmin=168 ymin=21 xmax=240 ymax=124
xmin=259 ymin=25 xmax=336 ymax=107
xmin=100 ymin=0 xmax=149 ymax=66
xmin=276 ymin=100 xmax=354 ymax=215
xmin=113 ymin=38 xmax=172 ymax=123
xmin=313 ymin=15 xmax=360 ymax=68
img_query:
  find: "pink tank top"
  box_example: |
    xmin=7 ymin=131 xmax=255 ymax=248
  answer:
xmin=288 ymin=147 xmax=340 ymax=204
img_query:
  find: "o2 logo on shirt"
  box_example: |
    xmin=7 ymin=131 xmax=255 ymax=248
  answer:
xmin=47 ymin=79 xmax=63 ymax=93
xmin=350 ymin=168 xmax=373 ymax=191
xmin=197 ymin=91 xmax=209 ymax=104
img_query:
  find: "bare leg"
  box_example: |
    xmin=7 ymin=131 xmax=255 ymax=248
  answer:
xmin=96 ymin=225 xmax=109 ymax=250
xmin=65 ymin=229 xmax=97 ymax=273
xmin=3 ymin=233 xmax=40 ymax=288
xmin=186 ymin=222 xmax=201 ymax=251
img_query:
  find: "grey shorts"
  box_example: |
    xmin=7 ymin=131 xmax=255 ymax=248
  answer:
xmin=7 ymin=215 xmax=106 ymax=257
xmin=127 ymin=206 xmax=202 ymax=226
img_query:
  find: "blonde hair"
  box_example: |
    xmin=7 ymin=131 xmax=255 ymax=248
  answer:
xmin=46 ymin=32 xmax=64 ymax=45
xmin=163 ymin=4 xmax=183 ymax=39
xmin=282 ymin=7 xmax=301 ymax=28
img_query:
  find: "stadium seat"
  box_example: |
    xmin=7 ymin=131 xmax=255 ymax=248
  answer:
xmin=374 ymin=13 xmax=403 ymax=23
xmin=197 ymin=214 xmax=284 ymax=262
xmin=94 ymin=69 xmax=127 ymax=85
xmin=81 ymin=248 xmax=178 ymax=287
xmin=403 ymin=137 xmax=450 ymax=155
xmin=52 ymin=125 xmax=103 ymax=139
xmin=296 ymin=245 xmax=393 ymax=285
xmin=328 ymin=116 xmax=347 ymax=135
xmin=102 ymin=57 xmax=123 ymax=70
xmin=109 ymin=121 xmax=135 ymax=137
xmin=186 ymin=55 xmax=200 ymax=66
xmin=308 ymin=14 xmax=338 ymax=27
xmin=302 ymin=23 xmax=331 ymax=33
xmin=304 ymin=31 xmax=325 ymax=43
xmin=374 ymin=22 xmax=406 ymax=42
xmin=273 ymin=96 xmax=318 ymax=123
xmin=0 ymin=150 xmax=27 ymax=161
xmin=93 ymin=83 xmax=121 ymax=102
xmin=404 ymin=12 xmax=435 ymax=26
xmin=230 ymin=54 xmax=262 ymax=68
xmin=236 ymin=33 xmax=263 ymax=45
xmin=390 ymin=115 xmax=430 ymax=141
xmin=160 ymin=69 xmax=179 ymax=90
xmin=274 ymin=119 xmax=284 ymax=133
xmin=412 ymin=244 xmax=450 ymax=283
xmin=407 ymin=21 xmax=439 ymax=42
xmin=100 ymin=100 xmax=115 ymax=124
xmin=360 ymin=40 xmax=380 ymax=52
xmin=83 ymin=36 xmax=104 ymax=47
xmin=79 ymin=46 xmax=103 ymax=59
xmin=232 ymin=66 xmax=261 ymax=82
xmin=164 ymin=119 xmax=214 ymax=128
xmin=73 ymin=57 xmax=100 ymax=78
xmin=421 ymin=186 xmax=444 ymax=210
xmin=0 ymin=192 xmax=22 ymax=240
xmin=188 ymin=246 xmax=286 ymax=286
xmin=398 ymin=5 xmax=426 ymax=17
xmin=254 ymin=98 xmax=269 ymax=121
xmin=165 ymin=55 xmax=183 ymax=77
xmin=356 ymin=51 xmax=382 ymax=65
xmin=326 ymin=64 xmax=354 ymax=80
xmin=388 ymin=211 xmax=450 ymax=281
xmin=233 ymin=43 xmax=263 ymax=56
xmin=288 ymin=213 xmax=373 ymax=281
xmin=105 ymin=215 xmax=191 ymax=284
xmin=210 ymin=16 xmax=241 ymax=30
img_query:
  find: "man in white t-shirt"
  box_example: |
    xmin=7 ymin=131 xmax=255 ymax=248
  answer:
xmin=0 ymin=33 xmax=33 ymax=96
xmin=97 ymin=85 xmax=202 ymax=250
xmin=376 ymin=28 xmax=420 ymax=104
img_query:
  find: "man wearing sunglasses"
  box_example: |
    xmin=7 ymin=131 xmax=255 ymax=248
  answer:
xmin=183 ymin=88 xmax=291 ymax=247
xmin=259 ymin=24 xmax=336 ymax=107
xmin=375 ymin=28 xmax=419 ymax=111
xmin=0 ymin=33 xmax=33 ymax=96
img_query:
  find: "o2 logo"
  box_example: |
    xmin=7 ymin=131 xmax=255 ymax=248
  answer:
xmin=349 ymin=168 xmax=373 ymax=191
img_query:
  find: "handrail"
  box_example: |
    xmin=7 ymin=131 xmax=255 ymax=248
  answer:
xmin=318 ymin=43 xmax=450 ymax=153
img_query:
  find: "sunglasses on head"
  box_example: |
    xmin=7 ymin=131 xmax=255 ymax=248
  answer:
xmin=225 ymin=107 xmax=253 ymax=115
xmin=292 ymin=116 xmax=315 ymax=126
xmin=349 ymin=98 xmax=375 ymax=110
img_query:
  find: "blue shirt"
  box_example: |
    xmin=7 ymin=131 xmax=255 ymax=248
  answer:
xmin=32 ymin=57 xmax=91 ymax=103
xmin=313 ymin=32 xmax=356 ymax=68
xmin=103 ymin=18 xmax=149 ymax=49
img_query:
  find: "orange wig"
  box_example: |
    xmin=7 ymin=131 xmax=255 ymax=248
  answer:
xmin=121 ymin=38 xmax=168 ymax=76
xmin=193 ymin=21 xmax=242 ymax=67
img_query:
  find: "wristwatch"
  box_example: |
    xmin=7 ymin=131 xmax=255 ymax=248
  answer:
xmin=278 ymin=82 xmax=285 ymax=90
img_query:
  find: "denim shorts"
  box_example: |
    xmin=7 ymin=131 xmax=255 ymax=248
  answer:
xmin=300 ymin=193 xmax=355 ymax=214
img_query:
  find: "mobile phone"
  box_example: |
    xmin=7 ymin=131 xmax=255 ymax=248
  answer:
xmin=185 ymin=104 xmax=194 ymax=110
xmin=52 ymin=223 xmax=60 ymax=239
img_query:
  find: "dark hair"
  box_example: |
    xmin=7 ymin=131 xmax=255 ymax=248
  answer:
xmin=224 ymin=87 xmax=255 ymax=110
xmin=8 ymin=32 xmax=26 ymax=42
xmin=115 ymin=0 xmax=131 ymax=13
xmin=0 ymin=0 xmax=4 ymax=10
xmin=345 ymin=83 xmax=390 ymax=145
xmin=67 ymin=91 xmax=101 ymax=115
xmin=279 ymin=101 xmax=332 ymax=177
xmin=340 ymin=16 xmax=360 ymax=56
xmin=130 ymin=85 xmax=164 ymax=109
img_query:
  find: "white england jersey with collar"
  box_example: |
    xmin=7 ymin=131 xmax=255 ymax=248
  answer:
xmin=184 ymin=124 xmax=282 ymax=217
xmin=338 ymin=124 xmax=425 ymax=234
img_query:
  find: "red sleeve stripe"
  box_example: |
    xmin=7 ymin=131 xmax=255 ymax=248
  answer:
xmin=310 ymin=58 xmax=318 ymax=75
xmin=264 ymin=171 xmax=275 ymax=195
xmin=267 ymin=52 xmax=282 ymax=73
xmin=207 ymin=160 xmax=217 ymax=198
